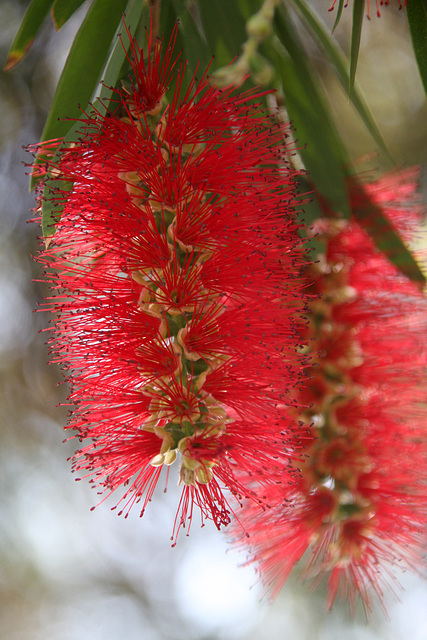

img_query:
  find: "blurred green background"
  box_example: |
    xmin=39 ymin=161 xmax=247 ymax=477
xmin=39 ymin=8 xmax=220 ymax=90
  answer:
xmin=0 ymin=1 xmax=425 ymax=639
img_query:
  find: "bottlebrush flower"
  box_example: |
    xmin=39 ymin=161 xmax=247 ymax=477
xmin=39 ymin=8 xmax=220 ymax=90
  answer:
xmin=232 ymin=168 xmax=427 ymax=614
xmin=33 ymin=22 xmax=309 ymax=541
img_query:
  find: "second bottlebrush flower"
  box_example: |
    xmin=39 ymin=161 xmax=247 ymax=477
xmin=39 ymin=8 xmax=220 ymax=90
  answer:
xmin=34 ymin=23 xmax=309 ymax=540
xmin=231 ymin=168 xmax=427 ymax=614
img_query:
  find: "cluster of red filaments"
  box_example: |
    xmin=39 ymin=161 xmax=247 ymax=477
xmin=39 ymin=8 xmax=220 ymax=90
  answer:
xmin=233 ymin=169 xmax=427 ymax=614
xmin=36 ymin=23 xmax=308 ymax=540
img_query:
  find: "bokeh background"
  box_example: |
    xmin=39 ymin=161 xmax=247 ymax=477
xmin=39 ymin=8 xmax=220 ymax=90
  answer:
xmin=0 ymin=1 xmax=426 ymax=639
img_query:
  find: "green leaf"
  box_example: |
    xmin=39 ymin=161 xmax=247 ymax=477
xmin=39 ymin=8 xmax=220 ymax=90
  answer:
xmin=331 ymin=0 xmax=346 ymax=33
xmin=406 ymin=0 xmax=427 ymax=96
xmin=41 ymin=0 xmax=145 ymax=237
xmin=5 ymin=0 xmax=54 ymax=70
xmin=289 ymin=0 xmax=393 ymax=164
xmin=349 ymin=177 xmax=426 ymax=285
xmin=40 ymin=119 xmax=82 ymax=240
xmin=273 ymin=4 xmax=350 ymax=216
xmin=157 ymin=0 xmax=190 ymax=96
xmin=237 ymin=0 xmax=263 ymax=20
xmin=349 ymin=0 xmax=365 ymax=96
xmin=41 ymin=178 xmax=74 ymax=241
xmin=157 ymin=1 xmax=211 ymax=99
xmin=31 ymin=0 xmax=128 ymax=189
xmin=51 ymin=0 xmax=87 ymax=30
xmin=93 ymin=0 xmax=147 ymax=116
xmin=197 ymin=0 xmax=247 ymax=66
xmin=295 ymin=176 xmax=327 ymax=255
xmin=170 ymin=0 xmax=212 ymax=74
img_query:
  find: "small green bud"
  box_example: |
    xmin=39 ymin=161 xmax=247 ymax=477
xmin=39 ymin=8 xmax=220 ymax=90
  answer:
xmin=246 ymin=13 xmax=272 ymax=40
xmin=248 ymin=53 xmax=275 ymax=86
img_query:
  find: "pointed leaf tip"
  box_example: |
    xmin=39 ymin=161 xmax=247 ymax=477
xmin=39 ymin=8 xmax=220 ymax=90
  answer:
xmin=51 ymin=0 xmax=88 ymax=31
xmin=349 ymin=0 xmax=366 ymax=96
xmin=290 ymin=0 xmax=393 ymax=164
xmin=349 ymin=177 xmax=426 ymax=286
xmin=331 ymin=0 xmax=346 ymax=33
xmin=5 ymin=0 xmax=54 ymax=68
xmin=4 ymin=50 xmax=27 ymax=71
xmin=44 ymin=235 xmax=53 ymax=250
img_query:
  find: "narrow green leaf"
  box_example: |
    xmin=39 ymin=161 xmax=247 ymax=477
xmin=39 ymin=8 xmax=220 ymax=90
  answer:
xmin=349 ymin=0 xmax=365 ymax=95
xmin=158 ymin=0 xmax=190 ymax=96
xmin=93 ymin=0 xmax=147 ymax=116
xmin=295 ymin=176 xmax=327 ymax=255
xmin=331 ymin=0 xmax=346 ymax=33
xmin=170 ymin=0 xmax=211 ymax=74
xmin=273 ymin=5 xmax=350 ymax=216
xmin=41 ymin=0 xmax=145 ymax=237
xmin=5 ymin=0 xmax=54 ymax=70
xmin=236 ymin=0 xmax=261 ymax=19
xmin=42 ymin=0 xmax=128 ymax=137
xmin=41 ymin=119 xmax=83 ymax=239
xmin=157 ymin=1 xmax=211 ymax=99
xmin=349 ymin=177 xmax=426 ymax=285
xmin=51 ymin=0 xmax=87 ymax=30
xmin=197 ymin=0 xmax=247 ymax=66
xmin=41 ymin=178 xmax=74 ymax=240
xmin=290 ymin=0 xmax=393 ymax=164
xmin=31 ymin=0 xmax=128 ymax=190
xmin=406 ymin=0 xmax=427 ymax=96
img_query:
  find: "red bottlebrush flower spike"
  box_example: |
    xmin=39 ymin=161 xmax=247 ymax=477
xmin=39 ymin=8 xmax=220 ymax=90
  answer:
xmin=33 ymin=22 xmax=309 ymax=541
xmin=232 ymin=168 xmax=427 ymax=614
